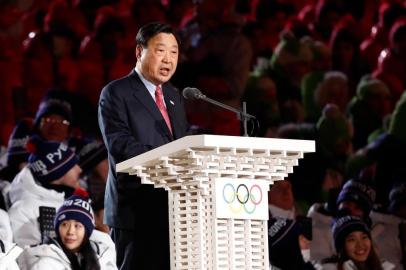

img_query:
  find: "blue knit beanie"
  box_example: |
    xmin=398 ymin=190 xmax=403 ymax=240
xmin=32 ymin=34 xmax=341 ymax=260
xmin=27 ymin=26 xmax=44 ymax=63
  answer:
xmin=27 ymin=135 xmax=79 ymax=184
xmin=54 ymin=188 xmax=95 ymax=237
xmin=34 ymin=98 xmax=72 ymax=127
xmin=336 ymin=179 xmax=376 ymax=215
xmin=332 ymin=215 xmax=370 ymax=252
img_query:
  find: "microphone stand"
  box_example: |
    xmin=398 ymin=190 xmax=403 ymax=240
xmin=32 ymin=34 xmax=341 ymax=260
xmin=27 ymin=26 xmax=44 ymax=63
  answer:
xmin=198 ymin=95 xmax=255 ymax=137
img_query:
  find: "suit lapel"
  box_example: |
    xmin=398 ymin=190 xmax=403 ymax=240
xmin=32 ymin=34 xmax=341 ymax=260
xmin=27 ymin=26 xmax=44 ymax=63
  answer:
xmin=128 ymin=71 xmax=173 ymax=140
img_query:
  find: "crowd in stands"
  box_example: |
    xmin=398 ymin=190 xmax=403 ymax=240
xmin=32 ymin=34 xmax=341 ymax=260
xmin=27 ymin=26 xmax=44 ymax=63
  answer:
xmin=0 ymin=0 xmax=405 ymax=269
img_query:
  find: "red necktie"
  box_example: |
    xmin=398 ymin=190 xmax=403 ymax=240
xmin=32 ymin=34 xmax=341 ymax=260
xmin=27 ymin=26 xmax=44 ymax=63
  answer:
xmin=155 ymin=86 xmax=172 ymax=134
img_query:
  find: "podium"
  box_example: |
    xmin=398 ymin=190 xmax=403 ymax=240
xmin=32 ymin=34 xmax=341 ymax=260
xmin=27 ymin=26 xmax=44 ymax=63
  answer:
xmin=117 ymin=135 xmax=315 ymax=270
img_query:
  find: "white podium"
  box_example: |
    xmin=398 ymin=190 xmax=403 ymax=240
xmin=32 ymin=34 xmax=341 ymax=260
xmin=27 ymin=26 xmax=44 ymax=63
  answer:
xmin=117 ymin=135 xmax=315 ymax=270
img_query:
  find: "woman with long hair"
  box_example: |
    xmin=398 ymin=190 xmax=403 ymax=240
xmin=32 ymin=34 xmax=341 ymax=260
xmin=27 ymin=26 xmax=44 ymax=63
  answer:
xmin=18 ymin=188 xmax=117 ymax=270
xmin=321 ymin=215 xmax=394 ymax=270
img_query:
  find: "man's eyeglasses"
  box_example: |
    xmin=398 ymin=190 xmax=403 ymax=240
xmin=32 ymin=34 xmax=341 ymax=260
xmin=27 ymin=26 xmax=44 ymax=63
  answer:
xmin=41 ymin=117 xmax=70 ymax=126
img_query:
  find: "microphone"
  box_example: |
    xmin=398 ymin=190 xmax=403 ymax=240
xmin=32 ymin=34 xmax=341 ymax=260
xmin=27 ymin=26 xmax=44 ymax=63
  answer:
xmin=182 ymin=87 xmax=206 ymax=100
xmin=182 ymin=87 xmax=256 ymax=136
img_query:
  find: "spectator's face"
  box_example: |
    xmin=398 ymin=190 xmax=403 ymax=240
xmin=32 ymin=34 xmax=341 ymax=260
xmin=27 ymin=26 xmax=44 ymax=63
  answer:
xmin=136 ymin=33 xmax=179 ymax=85
xmin=39 ymin=114 xmax=70 ymax=142
xmin=53 ymin=165 xmax=82 ymax=188
xmin=338 ymin=201 xmax=364 ymax=217
xmin=344 ymin=231 xmax=371 ymax=263
xmin=58 ymin=219 xmax=85 ymax=252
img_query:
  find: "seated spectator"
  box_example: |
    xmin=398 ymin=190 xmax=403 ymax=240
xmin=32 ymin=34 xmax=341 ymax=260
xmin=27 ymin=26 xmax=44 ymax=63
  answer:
xmin=335 ymin=179 xmax=376 ymax=222
xmin=360 ymin=2 xmax=406 ymax=72
xmin=18 ymin=189 xmax=117 ymax=270
xmin=286 ymin=104 xmax=351 ymax=211
xmin=347 ymin=75 xmax=391 ymax=150
xmin=0 ymin=97 xmax=72 ymax=183
xmin=308 ymin=178 xmax=376 ymax=261
xmin=321 ymin=215 xmax=395 ymax=270
xmin=345 ymin=91 xmax=406 ymax=208
xmin=302 ymin=70 xmax=347 ymax=123
xmin=388 ymin=182 xmax=406 ymax=220
xmin=370 ymin=182 xmax=406 ymax=270
xmin=330 ymin=18 xmax=366 ymax=96
xmin=8 ymin=136 xmax=81 ymax=247
xmin=300 ymin=38 xmax=332 ymax=122
xmin=314 ymin=71 xmax=349 ymax=118
xmin=269 ymin=180 xmax=296 ymax=219
xmin=268 ymin=217 xmax=317 ymax=270
xmin=4 ymin=96 xmax=108 ymax=232
xmin=373 ymin=20 xmax=406 ymax=105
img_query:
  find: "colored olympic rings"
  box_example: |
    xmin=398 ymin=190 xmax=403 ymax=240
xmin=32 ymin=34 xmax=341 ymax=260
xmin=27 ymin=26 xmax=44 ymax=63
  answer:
xmin=222 ymin=183 xmax=263 ymax=214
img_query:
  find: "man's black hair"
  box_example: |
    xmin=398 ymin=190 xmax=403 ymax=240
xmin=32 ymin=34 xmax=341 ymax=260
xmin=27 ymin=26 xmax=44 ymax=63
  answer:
xmin=135 ymin=21 xmax=180 ymax=48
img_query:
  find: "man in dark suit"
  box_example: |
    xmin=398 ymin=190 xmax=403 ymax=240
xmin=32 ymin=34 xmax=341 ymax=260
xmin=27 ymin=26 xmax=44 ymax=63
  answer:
xmin=98 ymin=22 xmax=188 ymax=270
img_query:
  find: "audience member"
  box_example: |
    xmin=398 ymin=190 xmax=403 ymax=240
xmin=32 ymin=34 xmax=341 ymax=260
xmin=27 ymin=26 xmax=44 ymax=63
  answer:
xmin=347 ymin=75 xmax=392 ymax=150
xmin=8 ymin=135 xmax=81 ymax=247
xmin=373 ymin=20 xmax=406 ymax=105
xmin=18 ymin=188 xmax=117 ymax=269
xmin=268 ymin=217 xmax=317 ymax=270
xmin=314 ymin=71 xmax=349 ymax=118
xmin=308 ymin=178 xmax=376 ymax=261
xmin=300 ymin=40 xmax=332 ymax=122
xmin=360 ymin=2 xmax=406 ymax=72
xmin=178 ymin=0 xmax=252 ymax=135
xmin=330 ymin=19 xmax=366 ymax=96
xmin=321 ymin=215 xmax=395 ymax=270
xmin=370 ymin=181 xmax=406 ymax=270
xmin=269 ymin=180 xmax=296 ymax=219
xmin=0 ymin=0 xmax=405 ymax=266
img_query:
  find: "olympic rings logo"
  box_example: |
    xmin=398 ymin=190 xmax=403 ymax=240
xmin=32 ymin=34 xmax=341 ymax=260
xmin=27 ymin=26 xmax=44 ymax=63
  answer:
xmin=222 ymin=183 xmax=263 ymax=214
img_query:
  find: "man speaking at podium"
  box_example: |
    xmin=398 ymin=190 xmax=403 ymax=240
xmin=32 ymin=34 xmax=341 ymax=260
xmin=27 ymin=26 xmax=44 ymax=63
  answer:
xmin=98 ymin=22 xmax=189 ymax=270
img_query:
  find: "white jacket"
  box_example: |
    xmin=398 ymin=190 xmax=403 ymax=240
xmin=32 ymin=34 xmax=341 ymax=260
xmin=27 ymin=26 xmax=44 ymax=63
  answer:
xmin=18 ymin=230 xmax=117 ymax=270
xmin=0 ymin=209 xmax=13 ymax=243
xmin=320 ymin=260 xmax=395 ymax=270
xmin=0 ymin=240 xmax=23 ymax=270
xmin=307 ymin=203 xmax=335 ymax=261
xmin=370 ymin=211 xmax=404 ymax=270
xmin=8 ymin=167 xmax=65 ymax=247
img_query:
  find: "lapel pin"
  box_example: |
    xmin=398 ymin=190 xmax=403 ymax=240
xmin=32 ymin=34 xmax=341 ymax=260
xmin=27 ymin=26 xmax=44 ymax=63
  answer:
xmin=170 ymin=100 xmax=175 ymax=105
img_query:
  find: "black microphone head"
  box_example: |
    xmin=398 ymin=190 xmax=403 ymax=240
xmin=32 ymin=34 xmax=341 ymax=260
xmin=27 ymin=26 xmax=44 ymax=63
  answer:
xmin=182 ymin=87 xmax=202 ymax=100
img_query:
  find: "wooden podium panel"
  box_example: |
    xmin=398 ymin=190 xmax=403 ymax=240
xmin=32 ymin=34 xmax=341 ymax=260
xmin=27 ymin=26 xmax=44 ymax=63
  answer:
xmin=117 ymin=135 xmax=315 ymax=270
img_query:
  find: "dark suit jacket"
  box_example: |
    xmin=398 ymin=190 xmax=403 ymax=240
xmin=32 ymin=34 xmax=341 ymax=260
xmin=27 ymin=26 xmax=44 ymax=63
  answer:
xmin=98 ymin=70 xmax=188 ymax=230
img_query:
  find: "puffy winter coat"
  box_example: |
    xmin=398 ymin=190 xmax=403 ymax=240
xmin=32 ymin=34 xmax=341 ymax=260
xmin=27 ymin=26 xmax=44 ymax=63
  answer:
xmin=18 ymin=230 xmax=117 ymax=270
xmin=0 ymin=240 xmax=23 ymax=270
xmin=8 ymin=167 xmax=65 ymax=247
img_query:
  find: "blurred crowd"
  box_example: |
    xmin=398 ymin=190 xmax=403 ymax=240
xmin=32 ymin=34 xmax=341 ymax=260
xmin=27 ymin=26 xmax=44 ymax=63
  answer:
xmin=0 ymin=0 xmax=406 ymax=269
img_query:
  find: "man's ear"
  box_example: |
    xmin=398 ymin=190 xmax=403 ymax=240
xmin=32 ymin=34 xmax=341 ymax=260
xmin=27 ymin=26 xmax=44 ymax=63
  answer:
xmin=135 ymin=45 xmax=143 ymax=60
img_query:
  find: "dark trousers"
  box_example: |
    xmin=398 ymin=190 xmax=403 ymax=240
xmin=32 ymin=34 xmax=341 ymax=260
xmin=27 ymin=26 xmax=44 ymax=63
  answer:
xmin=110 ymin=226 xmax=170 ymax=270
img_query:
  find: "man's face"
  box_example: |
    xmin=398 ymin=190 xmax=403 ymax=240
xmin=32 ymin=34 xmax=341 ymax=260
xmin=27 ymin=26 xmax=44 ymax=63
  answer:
xmin=137 ymin=32 xmax=179 ymax=85
xmin=39 ymin=114 xmax=70 ymax=142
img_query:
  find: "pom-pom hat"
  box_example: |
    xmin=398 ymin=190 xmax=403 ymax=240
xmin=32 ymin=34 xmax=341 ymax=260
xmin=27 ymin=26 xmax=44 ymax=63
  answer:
xmin=27 ymin=135 xmax=79 ymax=184
xmin=54 ymin=188 xmax=95 ymax=237
xmin=336 ymin=179 xmax=376 ymax=215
